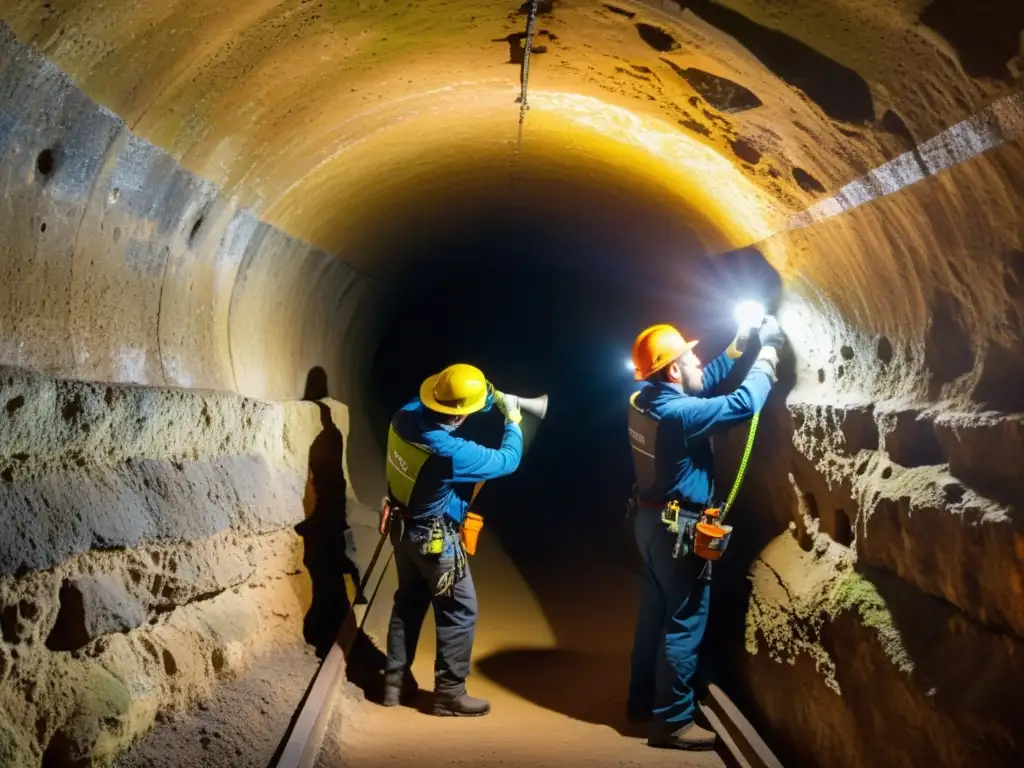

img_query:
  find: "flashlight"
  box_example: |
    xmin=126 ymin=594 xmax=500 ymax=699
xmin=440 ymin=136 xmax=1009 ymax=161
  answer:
xmin=734 ymin=300 xmax=766 ymax=330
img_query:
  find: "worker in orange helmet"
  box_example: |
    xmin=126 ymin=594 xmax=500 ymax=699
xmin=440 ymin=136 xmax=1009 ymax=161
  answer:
xmin=625 ymin=313 xmax=785 ymax=750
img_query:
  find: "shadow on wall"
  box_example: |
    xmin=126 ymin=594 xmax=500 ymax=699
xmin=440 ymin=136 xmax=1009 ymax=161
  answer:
xmin=851 ymin=564 xmax=1024 ymax=765
xmin=295 ymin=366 xmax=363 ymax=659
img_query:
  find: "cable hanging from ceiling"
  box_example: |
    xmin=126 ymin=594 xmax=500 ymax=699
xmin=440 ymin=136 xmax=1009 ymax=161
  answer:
xmin=516 ymin=0 xmax=541 ymax=133
xmin=507 ymin=0 xmax=542 ymax=228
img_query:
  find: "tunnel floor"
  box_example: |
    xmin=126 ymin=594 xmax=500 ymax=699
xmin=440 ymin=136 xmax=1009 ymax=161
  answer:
xmin=311 ymin=504 xmax=725 ymax=768
xmin=115 ymin=642 xmax=320 ymax=768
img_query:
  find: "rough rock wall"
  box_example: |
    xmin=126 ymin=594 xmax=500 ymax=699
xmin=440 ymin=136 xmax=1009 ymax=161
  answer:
xmin=0 ymin=32 xmax=378 ymax=764
xmin=0 ymin=23 xmax=383 ymax=494
xmin=712 ymin=118 xmax=1024 ymax=766
xmin=0 ymin=364 xmax=355 ymax=766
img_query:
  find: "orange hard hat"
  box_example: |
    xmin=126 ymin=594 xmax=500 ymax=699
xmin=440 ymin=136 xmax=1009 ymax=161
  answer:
xmin=631 ymin=324 xmax=698 ymax=381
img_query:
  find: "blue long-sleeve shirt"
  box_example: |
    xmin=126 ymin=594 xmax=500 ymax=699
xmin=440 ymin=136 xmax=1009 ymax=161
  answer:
xmin=633 ymin=350 xmax=774 ymax=510
xmin=390 ymin=399 xmax=523 ymax=524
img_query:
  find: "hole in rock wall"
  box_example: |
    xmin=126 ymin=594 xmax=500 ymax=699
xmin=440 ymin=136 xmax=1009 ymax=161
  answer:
xmin=831 ymin=508 xmax=854 ymax=546
xmin=944 ymin=482 xmax=966 ymax=505
xmin=603 ymin=4 xmax=635 ymax=18
xmin=679 ymin=118 xmax=712 ymax=137
xmin=674 ymin=67 xmax=764 ymax=113
xmin=730 ymin=138 xmax=762 ymax=165
xmin=888 ymin=413 xmax=949 ymax=471
xmin=636 ymin=22 xmax=680 ymax=52
xmin=881 ymin=108 xmax=917 ymax=148
xmin=35 ymin=148 xmax=56 ymax=176
xmin=877 ymin=336 xmax=894 ymax=364
xmin=162 ymin=649 xmax=177 ymax=676
xmin=973 ymin=342 xmax=1024 ymax=412
xmin=793 ymin=167 xmax=826 ymax=194
xmin=1 ymin=605 xmax=19 ymax=643
xmin=840 ymin=406 xmax=880 ymax=453
xmin=189 ymin=215 xmax=205 ymax=245
xmin=42 ymin=732 xmax=77 ymax=768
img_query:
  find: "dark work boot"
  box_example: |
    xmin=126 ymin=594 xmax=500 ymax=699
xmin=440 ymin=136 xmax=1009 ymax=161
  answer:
xmin=648 ymin=722 xmax=717 ymax=751
xmin=382 ymin=672 xmax=417 ymax=708
xmin=433 ymin=690 xmax=491 ymax=717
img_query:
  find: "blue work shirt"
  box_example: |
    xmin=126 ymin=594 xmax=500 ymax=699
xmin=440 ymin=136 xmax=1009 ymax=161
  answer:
xmin=390 ymin=398 xmax=523 ymax=524
xmin=632 ymin=350 xmax=774 ymax=510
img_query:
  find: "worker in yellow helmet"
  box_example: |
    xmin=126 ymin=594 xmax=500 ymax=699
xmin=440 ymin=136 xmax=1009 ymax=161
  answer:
xmin=382 ymin=363 xmax=523 ymax=717
xmin=625 ymin=314 xmax=785 ymax=750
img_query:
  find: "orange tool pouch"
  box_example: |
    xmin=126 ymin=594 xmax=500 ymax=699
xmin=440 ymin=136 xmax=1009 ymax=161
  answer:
xmin=693 ymin=507 xmax=733 ymax=561
xmin=379 ymin=496 xmax=392 ymax=535
xmin=459 ymin=512 xmax=485 ymax=556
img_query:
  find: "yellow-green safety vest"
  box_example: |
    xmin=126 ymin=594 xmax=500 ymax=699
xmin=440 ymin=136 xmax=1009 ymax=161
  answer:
xmin=385 ymin=424 xmax=435 ymax=507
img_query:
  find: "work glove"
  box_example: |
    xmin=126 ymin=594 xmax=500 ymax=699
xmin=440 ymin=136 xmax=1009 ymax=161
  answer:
xmin=757 ymin=315 xmax=786 ymax=350
xmin=727 ymin=328 xmax=751 ymax=359
xmin=754 ymin=346 xmax=779 ymax=383
xmin=492 ymin=389 xmax=523 ymax=426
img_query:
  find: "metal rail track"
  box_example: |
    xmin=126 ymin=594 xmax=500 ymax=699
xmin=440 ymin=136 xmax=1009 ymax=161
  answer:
xmin=701 ymin=683 xmax=785 ymax=768
xmin=268 ymin=530 xmax=394 ymax=768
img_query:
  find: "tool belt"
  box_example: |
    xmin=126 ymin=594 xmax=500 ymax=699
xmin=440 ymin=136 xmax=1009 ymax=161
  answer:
xmin=382 ymin=497 xmax=468 ymax=597
xmin=626 ymin=488 xmax=729 ymax=565
xmin=381 ymin=497 xmax=446 ymax=553
xmin=658 ymin=499 xmax=705 ymax=560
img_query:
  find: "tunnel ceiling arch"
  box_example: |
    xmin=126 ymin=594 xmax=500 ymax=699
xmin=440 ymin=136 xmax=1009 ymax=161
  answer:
xmin=2 ymin=3 xmax=1024 ymax=767
xmin=6 ymin=0 xmax=1020 ymax=268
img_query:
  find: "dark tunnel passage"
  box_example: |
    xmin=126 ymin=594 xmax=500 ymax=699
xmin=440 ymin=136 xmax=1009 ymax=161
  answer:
xmin=368 ymin=203 xmax=783 ymax=567
xmin=361 ymin=205 xmax=787 ymax=759
xmin=2 ymin=1 xmax=1024 ymax=767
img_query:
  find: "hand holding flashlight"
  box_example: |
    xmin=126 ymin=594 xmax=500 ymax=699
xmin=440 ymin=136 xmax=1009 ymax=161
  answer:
xmin=757 ymin=314 xmax=785 ymax=350
xmin=734 ymin=300 xmax=766 ymax=334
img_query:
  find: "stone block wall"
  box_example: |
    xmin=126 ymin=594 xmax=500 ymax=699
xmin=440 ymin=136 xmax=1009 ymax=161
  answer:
xmin=0 ymin=366 xmax=355 ymax=766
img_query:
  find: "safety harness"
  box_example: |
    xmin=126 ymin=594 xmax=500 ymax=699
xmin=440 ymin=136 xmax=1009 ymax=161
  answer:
xmin=627 ymin=390 xmax=761 ymax=566
xmin=384 ymin=425 xmax=468 ymax=597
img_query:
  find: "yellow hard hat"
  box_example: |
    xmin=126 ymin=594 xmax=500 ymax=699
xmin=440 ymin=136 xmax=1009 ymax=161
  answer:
xmin=419 ymin=363 xmax=489 ymax=415
xmin=632 ymin=324 xmax=698 ymax=381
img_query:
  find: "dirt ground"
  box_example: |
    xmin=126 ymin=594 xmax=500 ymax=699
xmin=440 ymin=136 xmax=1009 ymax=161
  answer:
xmin=114 ymin=507 xmax=725 ymax=768
xmin=316 ymin=519 xmax=725 ymax=768
xmin=115 ymin=642 xmax=320 ymax=768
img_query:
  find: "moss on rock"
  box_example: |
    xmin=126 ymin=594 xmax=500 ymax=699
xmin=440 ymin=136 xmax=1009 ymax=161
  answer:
xmin=828 ymin=570 xmax=913 ymax=673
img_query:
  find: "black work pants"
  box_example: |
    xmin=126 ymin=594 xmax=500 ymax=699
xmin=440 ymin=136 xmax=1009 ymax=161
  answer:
xmin=384 ymin=519 xmax=478 ymax=695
